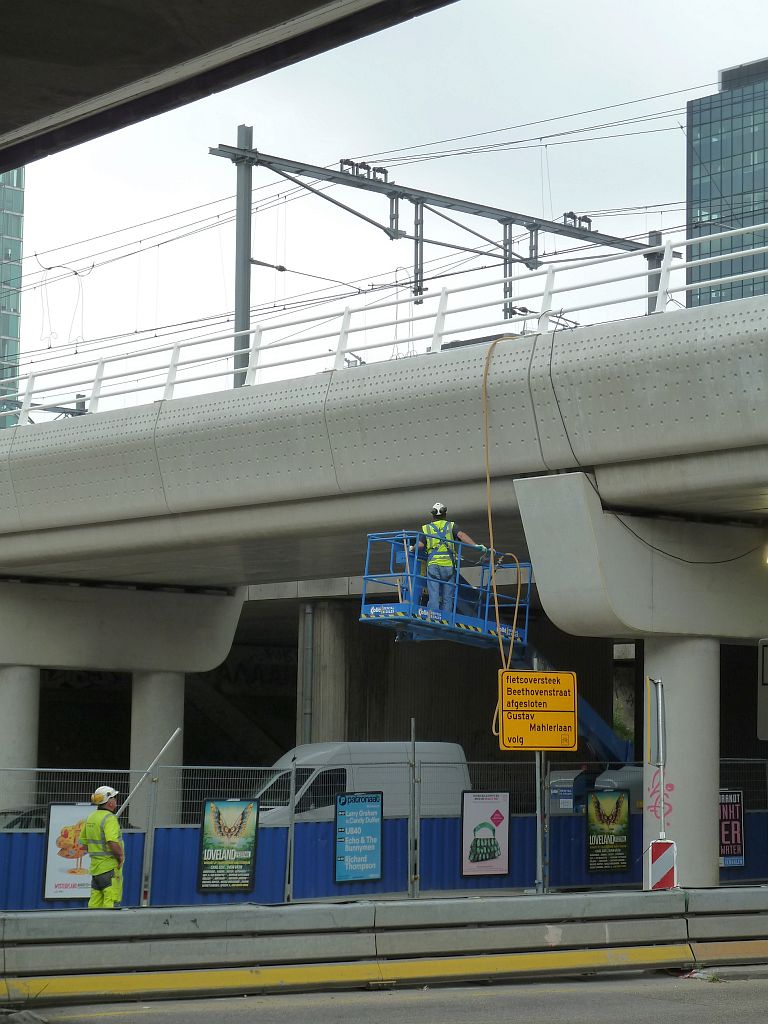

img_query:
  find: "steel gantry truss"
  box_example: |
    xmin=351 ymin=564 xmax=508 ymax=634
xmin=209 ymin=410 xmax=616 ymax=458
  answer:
xmin=211 ymin=127 xmax=651 ymax=378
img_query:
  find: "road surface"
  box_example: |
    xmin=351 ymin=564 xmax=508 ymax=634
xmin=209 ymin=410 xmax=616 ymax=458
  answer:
xmin=36 ymin=969 xmax=768 ymax=1024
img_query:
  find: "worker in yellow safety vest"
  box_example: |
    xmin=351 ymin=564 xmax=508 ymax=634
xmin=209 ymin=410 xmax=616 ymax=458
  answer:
xmin=80 ymin=785 xmax=124 ymax=909
xmin=419 ymin=501 xmax=486 ymax=613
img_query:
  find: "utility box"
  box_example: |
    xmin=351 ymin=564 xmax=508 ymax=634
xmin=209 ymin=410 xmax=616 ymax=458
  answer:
xmin=595 ymin=764 xmax=644 ymax=812
xmin=548 ymin=770 xmax=579 ymax=814
xmin=549 ymin=766 xmax=607 ymax=814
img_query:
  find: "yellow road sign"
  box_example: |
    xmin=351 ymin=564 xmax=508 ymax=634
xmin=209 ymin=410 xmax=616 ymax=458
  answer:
xmin=498 ymin=670 xmax=578 ymax=751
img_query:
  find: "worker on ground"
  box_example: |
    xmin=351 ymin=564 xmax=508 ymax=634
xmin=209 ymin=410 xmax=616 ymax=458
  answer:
xmin=80 ymin=785 xmax=124 ymax=909
xmin=419 ymin=501 xmax=487 ymax=614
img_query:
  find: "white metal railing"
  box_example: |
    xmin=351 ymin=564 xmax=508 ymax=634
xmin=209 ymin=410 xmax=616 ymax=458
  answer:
xmin=5 ymin=220 xmax=768 ymax=426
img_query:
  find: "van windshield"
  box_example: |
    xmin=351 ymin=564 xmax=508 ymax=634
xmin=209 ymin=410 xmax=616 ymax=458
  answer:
xmin=256 ymin=768 xmax=314 ymax=808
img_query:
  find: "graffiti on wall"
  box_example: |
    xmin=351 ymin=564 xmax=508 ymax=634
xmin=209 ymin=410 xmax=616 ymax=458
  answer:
xmin=646 ymin=768 xmax=674 ymax=823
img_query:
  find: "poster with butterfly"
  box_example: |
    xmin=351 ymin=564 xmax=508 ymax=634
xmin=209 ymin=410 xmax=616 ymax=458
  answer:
xmin=586 ymin=789 xmax=630 ymax=873
xmin=198 ymin=798 xmax=259 ymax=892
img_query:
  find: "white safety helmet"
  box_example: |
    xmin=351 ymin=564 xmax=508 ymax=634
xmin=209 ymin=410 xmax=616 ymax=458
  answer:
xmin=91 ymin=785 xmax=119 ymax=806
xmin=431 ymin=501 xmax=447 ymax=517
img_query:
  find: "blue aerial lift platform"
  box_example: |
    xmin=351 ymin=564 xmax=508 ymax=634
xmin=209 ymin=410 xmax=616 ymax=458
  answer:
xmin=360 ymin=530 xmax=531 ymax=653
xmin=360 ymin=530 xmax=633 ymax=761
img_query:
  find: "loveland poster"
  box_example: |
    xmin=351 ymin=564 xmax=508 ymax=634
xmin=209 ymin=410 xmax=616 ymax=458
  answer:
xmin=44 ymin=803 xmax=92 ymax=900
xmin=198 ymin=798 xmax=259 ymax=893
xmin=586 ymin=789 xmax=630 ymax=872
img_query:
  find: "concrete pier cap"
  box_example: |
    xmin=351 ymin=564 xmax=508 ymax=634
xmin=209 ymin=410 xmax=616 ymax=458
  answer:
xmin=0 ymin=582 xmax=245 ymax=673
xmin=515 ymin=471 xmax=767 ymax=887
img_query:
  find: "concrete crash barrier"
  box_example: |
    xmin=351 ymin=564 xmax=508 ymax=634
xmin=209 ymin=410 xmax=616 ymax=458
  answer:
xmin=686 ymin=887 xmax=768 ymax=966
xmin=8 ymin=888 xmax=766 ymax=1007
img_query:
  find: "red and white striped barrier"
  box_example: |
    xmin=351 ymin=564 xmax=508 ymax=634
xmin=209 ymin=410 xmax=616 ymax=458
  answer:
xmin=648 ymin=839 xmax=677 ymax=889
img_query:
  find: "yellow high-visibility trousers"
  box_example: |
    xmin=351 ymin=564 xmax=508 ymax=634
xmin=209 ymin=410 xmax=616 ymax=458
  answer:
xmin=87 ymin=868 xmax=123 ymax=909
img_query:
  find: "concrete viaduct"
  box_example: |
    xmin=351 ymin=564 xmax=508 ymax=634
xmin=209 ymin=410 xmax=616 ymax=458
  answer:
xmin=0 ymin=294 xmax=764 ymax=886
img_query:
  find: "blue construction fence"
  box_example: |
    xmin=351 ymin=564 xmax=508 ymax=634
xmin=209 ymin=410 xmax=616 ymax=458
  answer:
xmin=2 ymin=812 xmax=767 ymax=910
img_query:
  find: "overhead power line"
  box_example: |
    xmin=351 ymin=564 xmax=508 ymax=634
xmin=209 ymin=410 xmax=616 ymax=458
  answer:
xmin=354 ymin=81 xmax=717 ymax=161
xmin=19 ymin=81 xmax=715 ymax=277
xmin=381 ymin=126 xmax=681 ymax=169
xmin=15 ymin=81 xmax=723 ymax=340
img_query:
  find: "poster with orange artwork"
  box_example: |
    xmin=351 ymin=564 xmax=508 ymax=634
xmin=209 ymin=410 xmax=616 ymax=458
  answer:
xmin=43 ymin=803 xmax=92 ymax=900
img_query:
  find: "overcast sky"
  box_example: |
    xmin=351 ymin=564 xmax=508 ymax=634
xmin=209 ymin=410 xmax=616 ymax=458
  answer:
xmin=16 ymin=0 xmax=768 ymax=376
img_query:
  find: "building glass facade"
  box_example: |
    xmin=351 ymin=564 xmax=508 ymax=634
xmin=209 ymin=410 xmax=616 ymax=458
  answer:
xmin=687 ymin=59 xmax=768 ymax=305
xmin=0 ymin=167 xmax=23 ymax=426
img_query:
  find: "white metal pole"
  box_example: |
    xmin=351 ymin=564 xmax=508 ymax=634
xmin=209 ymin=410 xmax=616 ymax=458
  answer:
xmin=655 ymin=678 xmax=667 ymax=839
xmin=140 ymin=777 xmax=159 ymax=907
xmin=116 ymin=727 xmax=181 ymax=818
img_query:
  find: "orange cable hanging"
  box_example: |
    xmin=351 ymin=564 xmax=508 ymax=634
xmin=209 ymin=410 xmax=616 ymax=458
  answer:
xmin=481 ymin=336 xmax=523 ymax=736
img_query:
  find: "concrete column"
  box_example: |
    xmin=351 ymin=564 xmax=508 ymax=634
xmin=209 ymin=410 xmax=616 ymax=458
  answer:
xmin=130 ymin=671 xmax=184 ymax=829
xmin=0 ymin=666 xmax=40 ymax=810
xmin=296 ymin=601 xmax=348 ymax=744
xmin=643 ymin=637 xmax=720 ymax=887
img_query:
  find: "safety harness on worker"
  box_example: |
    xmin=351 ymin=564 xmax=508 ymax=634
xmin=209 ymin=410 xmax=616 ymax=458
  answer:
xmin=422 ymin=519 xmax=457 ymax=568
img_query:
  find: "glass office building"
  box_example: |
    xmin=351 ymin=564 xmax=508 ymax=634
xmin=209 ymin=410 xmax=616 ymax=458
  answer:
xmin=687 ymin=59 xmax=768 ymax=305
xmin=0 ymin=167 xmax=23 ymax=426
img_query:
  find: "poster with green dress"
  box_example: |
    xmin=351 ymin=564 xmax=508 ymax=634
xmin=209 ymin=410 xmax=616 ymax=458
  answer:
xmin=586 ymin=789 xmax=630 ymax=873
xmin=198 ymin=798 xmax=259 ymax=892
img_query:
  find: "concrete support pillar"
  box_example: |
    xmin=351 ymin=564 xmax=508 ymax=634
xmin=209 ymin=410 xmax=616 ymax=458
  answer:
xmin=130 ymin=671 xmax=184 ymax=829
xmin=0 ymin=666 xmax=40 ymax=810
xmin=296 ymin=601 xmax=348 ymax=744
xmin=643 ymin=637 xmax=720 ymax=887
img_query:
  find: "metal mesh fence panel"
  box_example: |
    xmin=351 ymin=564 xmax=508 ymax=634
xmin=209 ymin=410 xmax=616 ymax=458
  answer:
xmin=419 ymin=762 xmax=465 ymax=818
xmin=326 ymin=762 xmax=412 ymax=817
xmin=0 ymin=768 xmax=142 ymax=829
xmin=543 ymin=760 xmax=768 ymax=814
xmin=467 ymin=761 xmax=537 ymax=815
xmin=4 ymin=758 xmax=767 ymax=836
xmin=720 ymin=759 xmax=768 ymax=810
xmin=155 ymin=766 xmax=279 ymax=826
xmin=420 ymin=761 xmax=536 ymax=816
xmin=546 ymin=760 xmax=643 ymax=815
xmin=154 ymin=762 xmax=419 ymax=825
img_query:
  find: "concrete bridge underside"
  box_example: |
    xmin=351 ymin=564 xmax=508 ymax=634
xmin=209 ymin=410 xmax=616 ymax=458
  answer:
xmin=0 ymin=0 xmax=456 ymax=172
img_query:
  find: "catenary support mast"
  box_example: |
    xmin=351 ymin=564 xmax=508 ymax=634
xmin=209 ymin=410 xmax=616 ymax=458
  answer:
xmin=212 ymin=131 xmax=651 ymax=329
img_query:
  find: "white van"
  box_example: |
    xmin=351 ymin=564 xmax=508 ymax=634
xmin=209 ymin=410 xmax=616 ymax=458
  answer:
xmin=256 ymin=741 xmax=470 ymax=824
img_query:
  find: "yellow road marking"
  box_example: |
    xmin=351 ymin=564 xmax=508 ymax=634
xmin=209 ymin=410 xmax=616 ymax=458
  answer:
xmin=0 ymin=944 xmax=695 ymax=1006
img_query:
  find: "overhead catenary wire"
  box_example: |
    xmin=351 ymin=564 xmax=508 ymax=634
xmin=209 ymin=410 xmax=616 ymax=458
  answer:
xmin=17 ymin=180 xmax=338 ymax=298
xmin=16 ymin=95 xmax=706 ymax=295
xmin=353 ymin=81 xmax=718 ymax=161
xmin=12 ymin=232 xmax=512 ymax=372
xmin=15 ymin=80 xmax=738 ymax=373
xmin=13 ymin=122 xmax=694 ymax=313
xmin=18 ymin=196 xmax=528 ymax=366
xmin=18 ymin=170 xmax=338 ymax=270
xmin=22 ymin=88 xmax=705 ymax=272
xmin=18 ymin=196 xmax=755 ymax=375
xmin=375 ymin=118 xmax=685 ymax=170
